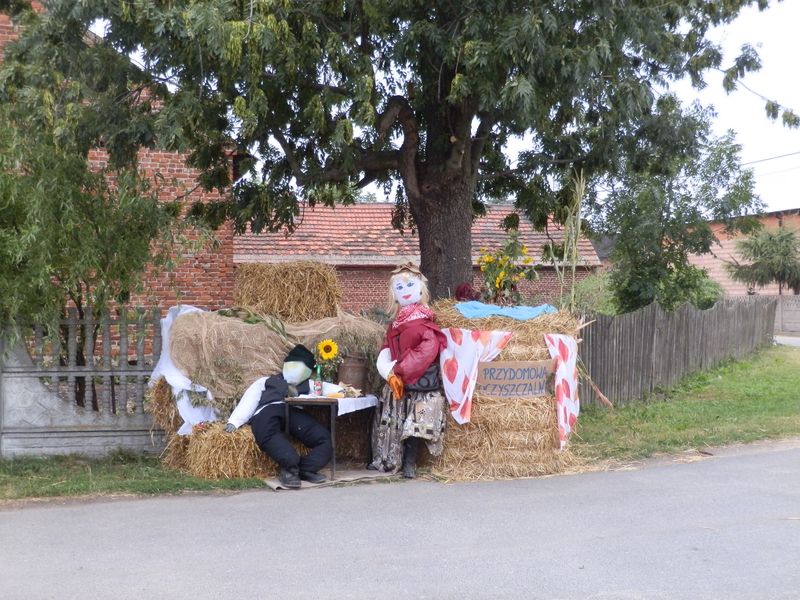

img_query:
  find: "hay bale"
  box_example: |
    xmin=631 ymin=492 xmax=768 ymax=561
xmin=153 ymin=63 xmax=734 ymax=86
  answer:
xmin=427 ymin=393 xmax=576 ymax=481
xmin=145 ymin=377 xmax=182 ymax=436
xmin=169 ymin=309 xmax=387 ymax=411
xmin=169 ymin=311 xmax=294 ymax=403
xmin=300 ymin=405 xmax=372 ymax=466
xmin=183 ymin=422 xmax=278 ymax=479
xmin=426 ymin=299 xmax=582 ymax=481
xmin=286 ymin=310 xmax=386 ymax=396
xmin=235 ymin=261 xmax=343 ymax=323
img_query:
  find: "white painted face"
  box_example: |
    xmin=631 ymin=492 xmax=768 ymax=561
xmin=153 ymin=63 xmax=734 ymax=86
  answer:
xmin=282 ymin=361 xmax=312 ymax=385
xmin=393 ymin=275 xmax=423 ymax=307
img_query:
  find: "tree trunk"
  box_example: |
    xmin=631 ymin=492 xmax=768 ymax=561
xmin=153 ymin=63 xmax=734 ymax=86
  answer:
xmin=410 ymin=175 xmax=474 ymax=300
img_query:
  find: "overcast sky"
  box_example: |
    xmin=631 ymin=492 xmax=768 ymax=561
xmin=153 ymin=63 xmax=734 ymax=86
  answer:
xmin=674 ymin=0 xmax=800 ymax=213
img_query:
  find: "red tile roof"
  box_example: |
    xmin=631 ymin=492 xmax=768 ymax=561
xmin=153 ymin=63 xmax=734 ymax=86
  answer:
xmin=234 ymin=203 xmax=600 ymax=267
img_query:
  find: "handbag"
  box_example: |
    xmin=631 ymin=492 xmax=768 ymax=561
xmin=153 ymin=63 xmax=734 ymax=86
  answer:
xmin=405 ymin=362 xmax=441 ymax=392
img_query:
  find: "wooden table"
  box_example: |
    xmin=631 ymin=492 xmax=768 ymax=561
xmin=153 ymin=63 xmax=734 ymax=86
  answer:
xmin=284 ymin=396 xmax=340 ymax=480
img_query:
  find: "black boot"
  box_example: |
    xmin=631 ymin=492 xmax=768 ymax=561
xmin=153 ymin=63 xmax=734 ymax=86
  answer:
xmin=402 ymin=438 xmax=419 ymax=479
xmin=279 ymin=466 xmax=301 ymax=489
xmin=300 ymin=470 xmax=327 ymax=484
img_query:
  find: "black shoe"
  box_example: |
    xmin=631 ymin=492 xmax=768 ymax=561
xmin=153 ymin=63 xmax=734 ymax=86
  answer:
xmin=279 ymin=468 xmax=301 ymax=489
xmin=299 ymin=471 xmax=327 ymax=484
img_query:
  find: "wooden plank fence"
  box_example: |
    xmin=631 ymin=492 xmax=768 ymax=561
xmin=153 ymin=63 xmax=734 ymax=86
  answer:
xmin=579 ymin=297 xmax=777 ymax=405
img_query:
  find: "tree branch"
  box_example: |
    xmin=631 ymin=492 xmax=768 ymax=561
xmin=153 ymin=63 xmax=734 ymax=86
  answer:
xmin=270 ymin=128 xmax=304 ymax=182
xmin=469 ymin=112 xmax=494 ymax=177
xmin=477 ymin=154 xmax=588 ymax=180
xmin=376 ymin=95 xmax=421 ymax=200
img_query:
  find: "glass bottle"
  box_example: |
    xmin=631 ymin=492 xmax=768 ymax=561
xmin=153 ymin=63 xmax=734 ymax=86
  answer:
xmin=314 ymin=364 xmax=323 ymax=395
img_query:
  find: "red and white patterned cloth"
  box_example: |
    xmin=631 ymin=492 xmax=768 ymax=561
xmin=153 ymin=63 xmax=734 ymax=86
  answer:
xmin=544 ymin=334 xmax=580 ymax=449
xmin=439 ymin=328 xmax=514 ymax=424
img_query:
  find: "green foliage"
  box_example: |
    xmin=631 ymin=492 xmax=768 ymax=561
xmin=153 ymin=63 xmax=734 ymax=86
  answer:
xmin=0 ymin=0 xmax=783 ymax=297
xmin=597 ymin=102 xmax=762 ymax=313
xmin=476 ymin=229 xmax=537 ymax=304
xmin=0 ymin=104 xmax=186 ymax=332
xmin=727 ymin=228 xmax=800 ymax=294
xmin=686 ymin=273 xmax=724 ymax=310
xmin=571 ymin=272 xmax=619 ymax=316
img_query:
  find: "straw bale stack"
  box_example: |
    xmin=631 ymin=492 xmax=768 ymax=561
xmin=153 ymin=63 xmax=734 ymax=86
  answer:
xmin=235 ymin=261 xmax=343 ymax=322
xmin=161 ymin=434 xmax=190 ymax=471
xmin=427 ymin=299 xmax=582 ymax=481
xmin=155 ymin=305 xmax=384 ymax=479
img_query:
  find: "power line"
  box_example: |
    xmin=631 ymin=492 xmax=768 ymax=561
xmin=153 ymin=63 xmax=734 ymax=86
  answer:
xmin=741 ymin=150 xmax=800 ymax=166
xmin=757 ymin=164 xmax=800 ymax=177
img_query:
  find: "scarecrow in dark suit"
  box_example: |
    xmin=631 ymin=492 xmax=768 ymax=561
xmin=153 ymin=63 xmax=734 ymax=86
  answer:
xmin=225 ymin=344 xmax=332 ymax=489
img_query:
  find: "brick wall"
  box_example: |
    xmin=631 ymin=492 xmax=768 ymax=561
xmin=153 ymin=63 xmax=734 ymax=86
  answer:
xmin=336 ymin=266 xmax=394 ymax=313
xmin=86 ymin=148 xmax=236 ymax=313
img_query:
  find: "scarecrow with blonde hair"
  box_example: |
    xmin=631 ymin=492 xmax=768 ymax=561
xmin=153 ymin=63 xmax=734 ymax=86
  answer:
xmin=369 ymin=263 xmax=448 ymax=478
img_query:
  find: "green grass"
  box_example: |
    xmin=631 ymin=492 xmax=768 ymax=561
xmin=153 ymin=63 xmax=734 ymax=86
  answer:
xmin=0 ymin=450 xmax=265 ymax=501
xmin=572 ymin=344 xmax=800 ymax=461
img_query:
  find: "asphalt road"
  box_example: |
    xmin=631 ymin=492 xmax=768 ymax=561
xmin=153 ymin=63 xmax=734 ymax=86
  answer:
xmin=2 ymin=439 xmax=799 ymax=600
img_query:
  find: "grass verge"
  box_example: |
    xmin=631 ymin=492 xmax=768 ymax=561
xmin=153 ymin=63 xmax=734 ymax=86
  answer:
xmin=572 ymin=344 xmax=800 ymax=462
xmin=0 ymin=450 xmax=265 ymax=502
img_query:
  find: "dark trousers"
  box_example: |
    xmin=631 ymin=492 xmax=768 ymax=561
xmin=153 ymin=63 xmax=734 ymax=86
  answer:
xmin=250 ymin=403 xmax=332 ymax=473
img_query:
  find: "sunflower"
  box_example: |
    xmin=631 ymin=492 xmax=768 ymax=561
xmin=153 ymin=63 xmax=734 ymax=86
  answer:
xmin=317 ymin=338 xmax=339 ymax=361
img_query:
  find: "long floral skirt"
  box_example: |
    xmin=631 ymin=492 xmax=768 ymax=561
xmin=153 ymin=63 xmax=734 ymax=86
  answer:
xmin=369 ymin=384 xmax=446 ymax=473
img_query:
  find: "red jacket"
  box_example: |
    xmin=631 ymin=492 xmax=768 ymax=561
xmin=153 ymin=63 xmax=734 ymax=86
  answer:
xmin=383 ymin=318 xmax=447 ymax=385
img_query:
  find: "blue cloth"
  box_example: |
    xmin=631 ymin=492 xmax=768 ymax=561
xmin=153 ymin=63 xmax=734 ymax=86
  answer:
xmin=454 ymin=301 xmax=558 ymax=321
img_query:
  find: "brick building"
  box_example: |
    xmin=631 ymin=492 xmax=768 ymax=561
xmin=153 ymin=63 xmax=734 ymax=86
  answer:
xmin=689 ymin=209 xmax=800 ymax=295
xmin=235 ymin=203 xmax=600 ymax=312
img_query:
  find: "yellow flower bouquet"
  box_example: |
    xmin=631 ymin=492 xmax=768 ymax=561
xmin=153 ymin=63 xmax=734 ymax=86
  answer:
xmin=315 ymin=338 xmax=343 ymax=382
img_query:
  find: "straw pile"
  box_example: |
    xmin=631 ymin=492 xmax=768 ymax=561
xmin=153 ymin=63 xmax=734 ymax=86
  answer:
xmin=183 ymin=422 xmax=279 ymax=479
xmin=145 ymin=377 xmax=182 ymax=436
xmin=156 ymin=304 xmax=383 ymax=479
xmin=235 ymin=261 xmax=343 ymax=322
xmin=431 ymin=299 xmax=581 ymax=362
xmin=427 ymin=299 xmax=582 ymax=481
xmin=178 ymin=416 xmax=370 ymax=480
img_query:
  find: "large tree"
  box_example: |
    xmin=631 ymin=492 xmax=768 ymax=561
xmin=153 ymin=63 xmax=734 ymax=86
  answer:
xmin=0 ymin=0 xmax=786 ymax=298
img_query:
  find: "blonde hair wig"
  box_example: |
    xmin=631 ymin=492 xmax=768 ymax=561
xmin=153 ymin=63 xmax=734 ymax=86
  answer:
xmin=385 ymin=263 xmax=430 ymax=318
